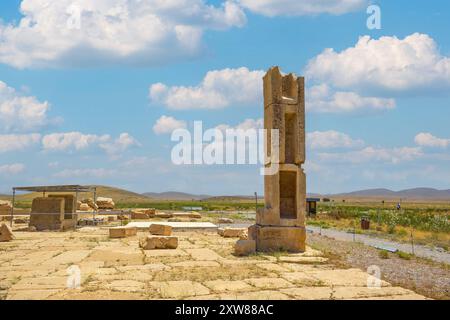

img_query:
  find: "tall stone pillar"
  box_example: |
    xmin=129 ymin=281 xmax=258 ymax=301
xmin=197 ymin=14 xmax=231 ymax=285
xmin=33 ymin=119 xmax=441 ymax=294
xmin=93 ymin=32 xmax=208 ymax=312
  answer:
xmin=252 ymin=66 xmax=306 ymax=252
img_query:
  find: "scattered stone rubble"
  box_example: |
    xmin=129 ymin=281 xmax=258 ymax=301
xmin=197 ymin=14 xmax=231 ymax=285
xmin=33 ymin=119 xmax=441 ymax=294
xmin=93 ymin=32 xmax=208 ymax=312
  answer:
xmin=0 ymin=200 xmax=12 ymax=215
xmin=78 ymin=203 xmax=93 ymax=212
xmin=78 ymin=218 xmax=106 ymax=226
xmin=218 ymin=227 xmax=247 ymax=238
xmin=149 ymin=224 xmax=172 ymax=236
xmin=154 ymin=212 xmax=173 ymax=219
xmin=235 ymin=240 xmax=256 ymax=256
xmin=139 ymin=235 xmax=178 ymax=250
xmin=109 ymin=226 xmax=137 ymax=238
xmin=0 ymin=223 xmax=14 ymax=242
xmin=139 ymin=223 xmax=179 ymax=250
xmin=96 ymin=197 xmax=115 ymax=210
xmin=218 ymin=218 xmax=234 ymax=224
xmin=80 ymin=198 xmax=98 ymax=211
xmin=172 ymin=212 xmax=201 ymax=219
xmin=130 ymin=208 xmax=155 ymax=219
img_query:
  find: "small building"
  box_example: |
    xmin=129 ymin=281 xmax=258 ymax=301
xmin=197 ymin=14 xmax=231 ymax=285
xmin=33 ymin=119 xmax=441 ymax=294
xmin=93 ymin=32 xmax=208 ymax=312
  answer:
xmin=182 ymin=206 xmax=203 ymax=211
xmin=306 ymin=198 xmax=320 ymax=217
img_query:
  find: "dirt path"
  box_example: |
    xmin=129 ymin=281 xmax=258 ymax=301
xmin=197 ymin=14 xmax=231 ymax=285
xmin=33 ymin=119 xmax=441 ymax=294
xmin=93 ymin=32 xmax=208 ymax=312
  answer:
xmin=307 ymin=226 xmax=450 ymax=264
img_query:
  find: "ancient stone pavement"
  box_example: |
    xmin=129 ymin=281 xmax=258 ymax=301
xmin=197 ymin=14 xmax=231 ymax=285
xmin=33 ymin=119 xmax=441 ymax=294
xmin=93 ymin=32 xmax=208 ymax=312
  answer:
xmin=0 ymin=228 xmax=427 ymax=300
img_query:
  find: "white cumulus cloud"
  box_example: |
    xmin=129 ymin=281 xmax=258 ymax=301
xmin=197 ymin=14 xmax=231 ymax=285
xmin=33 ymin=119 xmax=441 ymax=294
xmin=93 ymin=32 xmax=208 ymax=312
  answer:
xmin=238 ymin=0 xmax=367 ymax=17
xmin=318 ymin=146 xmax=423 ymax=164
xmin=216 ymin=118 xmax=263 ymax=131
xmin=0 ymin=163 xmax=25 ymax=175
xmin=153 ymin=115 xmax=187 ymax=135
xmin=149 ymin=67 xmax=264 ymax=110
xmin=0 ymin=81 xmax=54 ymax=132
xmin=150 ymin=67 xmax=396 ymax=114
xmin=42 ymin=131 xmax=139 ymax=154
xmin=415 ymin=132 xmax=449 ymax=148
xmin=42 ymin=132 xmax=110 ymax=151
xmin=0 ymin=133 xmax=41 ymax=153
xmin=305 ymin=33 xmax=450 ymax=93
xmin=99 ymin=132 xmax=141 ymax=154
xmin=307 ymin=84 xmax=396 ymax=113
xmin=53 ymin=168 xmax=115 ymax=178
xmin=0 ymin=0 xmax=246 ymax=68
xmin=307 ymin=130 xmax=364 ymax=149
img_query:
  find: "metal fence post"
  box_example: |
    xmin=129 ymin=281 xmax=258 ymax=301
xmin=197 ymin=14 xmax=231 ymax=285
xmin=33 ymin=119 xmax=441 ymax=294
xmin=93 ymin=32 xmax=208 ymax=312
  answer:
xmin=353 ymin=220 xmax=356 ymax=242
xmin=10 ymin=188 xmax=15 ymax=227
xmin=254 ymin=192 xmax=257 ymax=221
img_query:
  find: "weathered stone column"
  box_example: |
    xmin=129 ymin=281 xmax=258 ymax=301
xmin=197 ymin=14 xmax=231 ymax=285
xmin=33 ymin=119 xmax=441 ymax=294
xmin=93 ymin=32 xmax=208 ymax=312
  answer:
xmin=251 ymin=66 xmax=306 ymax=252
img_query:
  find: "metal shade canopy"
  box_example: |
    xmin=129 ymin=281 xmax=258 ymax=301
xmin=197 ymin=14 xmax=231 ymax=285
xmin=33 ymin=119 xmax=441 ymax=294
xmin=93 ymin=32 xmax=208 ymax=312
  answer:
xmin=13 ymin=185 xmax=96 ymax=193
xmin=9 ymin=185 xmax=98 ymax=227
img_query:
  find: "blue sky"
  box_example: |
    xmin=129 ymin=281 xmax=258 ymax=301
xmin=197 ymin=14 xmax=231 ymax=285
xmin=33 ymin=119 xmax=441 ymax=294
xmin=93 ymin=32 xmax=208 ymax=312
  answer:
xmin=0 ymin=0 xmax=449 ymax=195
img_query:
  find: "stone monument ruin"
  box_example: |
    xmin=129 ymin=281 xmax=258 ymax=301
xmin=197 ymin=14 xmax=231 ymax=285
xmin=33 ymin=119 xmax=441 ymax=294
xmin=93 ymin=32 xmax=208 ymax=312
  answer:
xmin=238 ymin=66 xmax=306 ymax=254
xmin=29 ymin=195 xmax=78 ymax=231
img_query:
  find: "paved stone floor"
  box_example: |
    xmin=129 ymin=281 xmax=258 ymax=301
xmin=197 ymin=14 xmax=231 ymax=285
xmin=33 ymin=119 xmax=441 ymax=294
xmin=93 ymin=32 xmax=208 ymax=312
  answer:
xmin=0 ymin=227 xmax=428 ymax=300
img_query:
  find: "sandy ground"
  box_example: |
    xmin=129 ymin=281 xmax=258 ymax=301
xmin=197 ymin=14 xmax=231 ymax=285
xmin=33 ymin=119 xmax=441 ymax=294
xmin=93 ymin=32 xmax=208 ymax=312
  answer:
xmin=0 ymin=226 xmax=429 ymax=300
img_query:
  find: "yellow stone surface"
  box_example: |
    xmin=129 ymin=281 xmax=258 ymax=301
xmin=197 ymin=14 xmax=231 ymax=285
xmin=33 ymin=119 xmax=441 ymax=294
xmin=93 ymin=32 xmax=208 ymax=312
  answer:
xmin=204 ymin=280 xmax=253 ymax=292
xmin=245 ymin=277 xmax=294 ymax=289
xmin=150 ymin=281 xmax=210 ymax=299
xmin=186 ymin=248 xmax=223 ymax=261
xmin=306 ymin=269 xmax=391 ymax=287
xmin=0 ymin=227 xmax=428 ymax=300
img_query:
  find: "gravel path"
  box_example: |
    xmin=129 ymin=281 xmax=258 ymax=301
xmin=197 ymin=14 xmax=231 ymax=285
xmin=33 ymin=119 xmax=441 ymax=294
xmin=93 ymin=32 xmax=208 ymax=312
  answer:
xmin=307 ymin=234 xmax=450 ymax=300
xmin=306 ymin=226 xmax=450 ymax=265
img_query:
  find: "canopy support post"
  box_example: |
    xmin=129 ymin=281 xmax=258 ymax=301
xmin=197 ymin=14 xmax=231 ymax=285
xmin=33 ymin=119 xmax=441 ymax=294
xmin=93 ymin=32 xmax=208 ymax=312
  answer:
xmin=10 ymin=189 xmax=15 ymax=227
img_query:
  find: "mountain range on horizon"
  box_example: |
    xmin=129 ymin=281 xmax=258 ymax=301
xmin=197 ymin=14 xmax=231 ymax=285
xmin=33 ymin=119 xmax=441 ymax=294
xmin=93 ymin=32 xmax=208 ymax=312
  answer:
xmin=1 ymin=186 xmax=449 ymax=202
xmin=320 ymin=187 xmax=450 ymax=200
xmin=142 ymin=191 xmax=212 ymax=201
xmin=142 ymin=187 xmax=450 ymax=201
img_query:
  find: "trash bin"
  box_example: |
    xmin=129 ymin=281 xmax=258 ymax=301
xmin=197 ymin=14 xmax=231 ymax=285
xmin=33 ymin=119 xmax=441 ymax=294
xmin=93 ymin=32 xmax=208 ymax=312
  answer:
xmin=361 ymin=216 xmax=370 ymax=230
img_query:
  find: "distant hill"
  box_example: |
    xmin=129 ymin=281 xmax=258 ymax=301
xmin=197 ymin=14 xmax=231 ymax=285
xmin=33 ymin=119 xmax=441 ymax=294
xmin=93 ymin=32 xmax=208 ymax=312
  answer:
xmin=331 ymin=188 xmax=450 ymax=200
xmin=3 ymin=185 xmax=449 ymax=204
xmin=333 ymin=188 xmax=396 ymax=198
xmin=0 ymin=194 xmax=10 ymax=200
xmin=204 ymin=195 xmax=255 ymax=202
xmin=143 ymin=188 xmax=450 ymax=202
xmin=11 ymin=185 xmax=151 ymax=203
xmin=142 ymin=191 xmax=211 ymax=201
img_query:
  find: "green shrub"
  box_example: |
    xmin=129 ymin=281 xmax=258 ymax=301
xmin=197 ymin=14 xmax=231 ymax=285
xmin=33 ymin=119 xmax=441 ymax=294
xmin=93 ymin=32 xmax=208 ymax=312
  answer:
xmin=317 ymin=203 xmax=450 ymax=233
xmin=396 ymin=229 xmax=408 ymax=237
xmin=397 ymin=251 xmax=412 ymax=260
xmin=378 ymin=250 xmax=389 ymax=259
